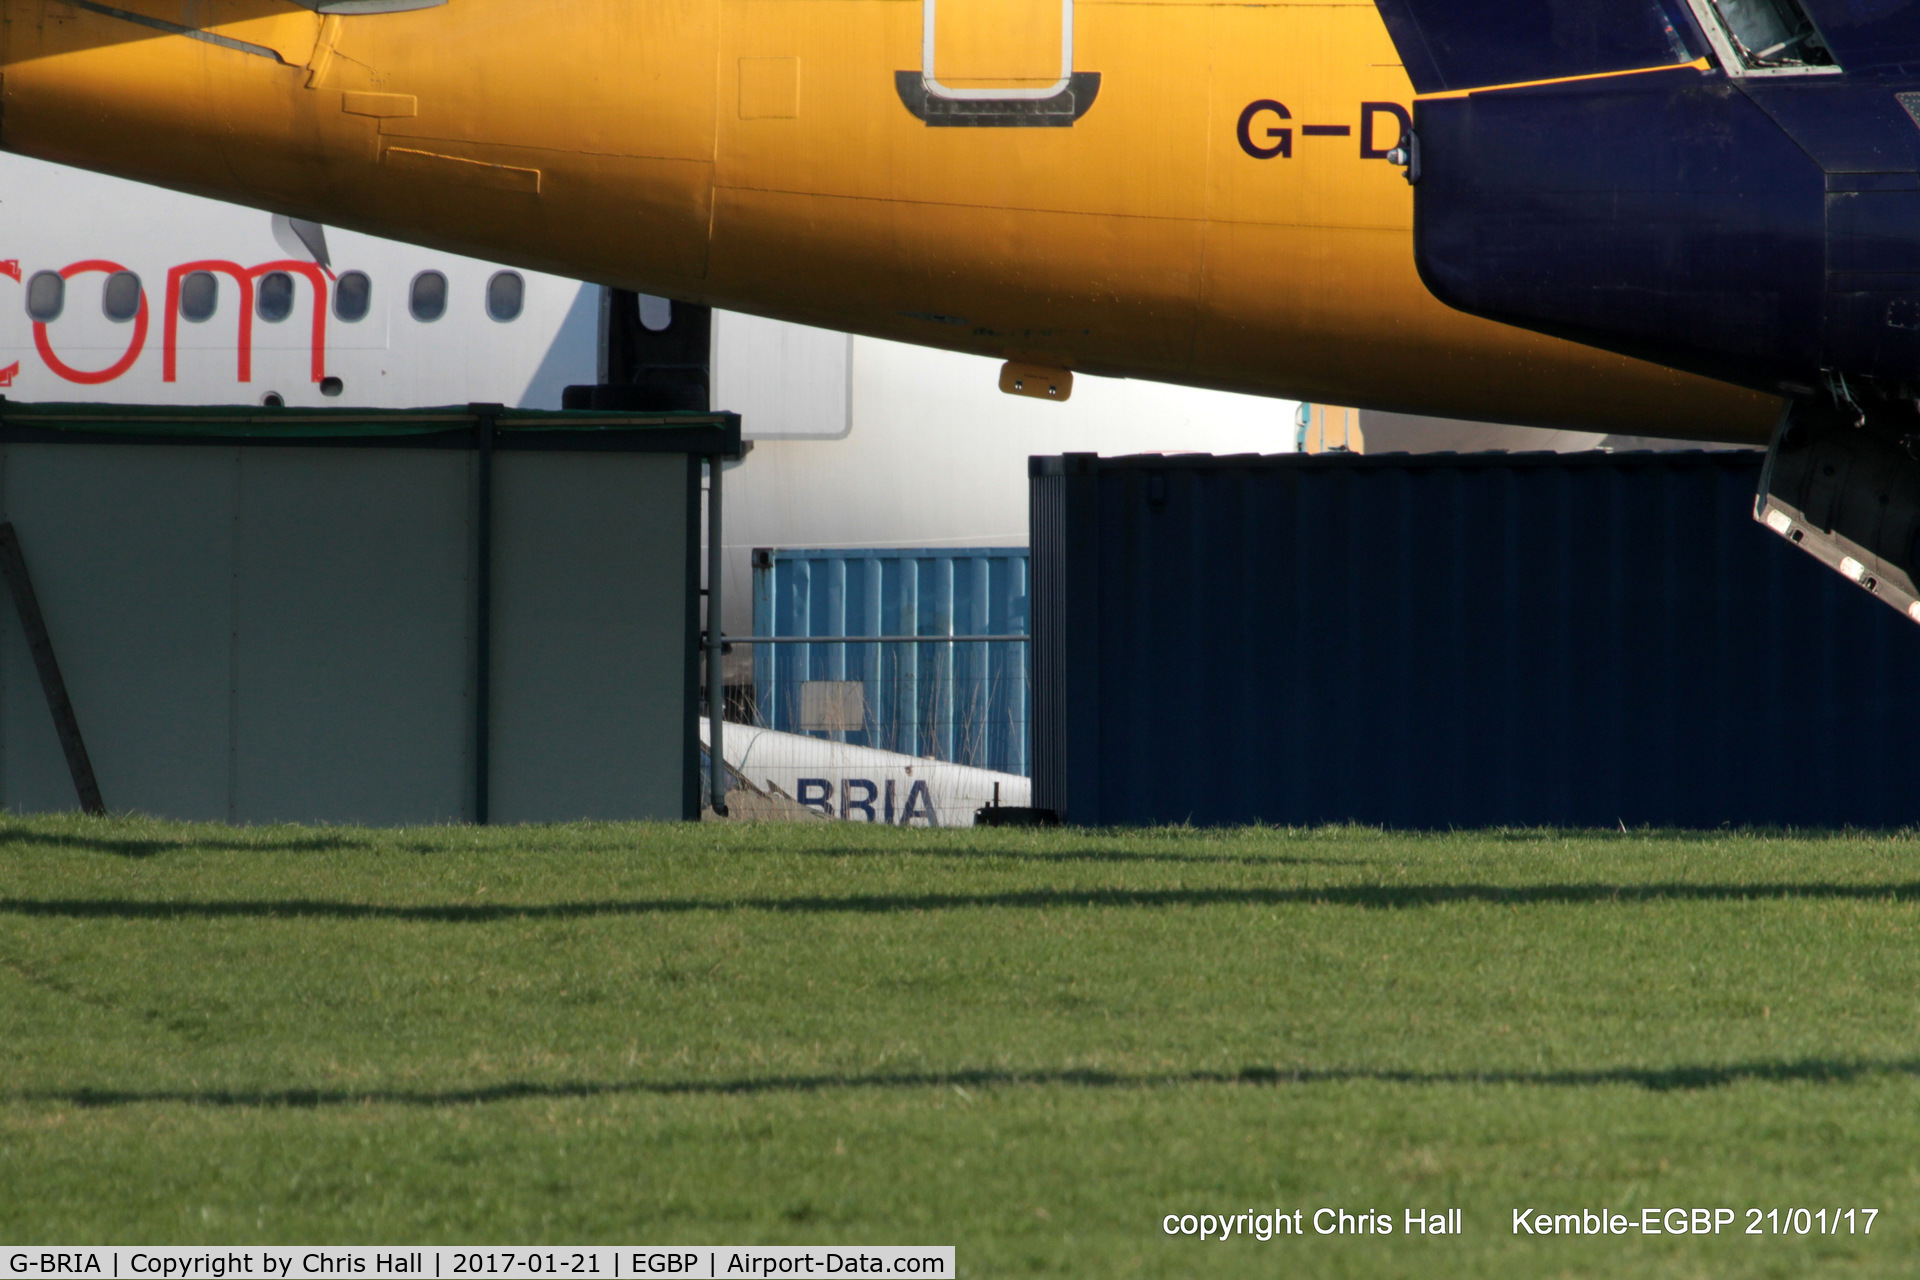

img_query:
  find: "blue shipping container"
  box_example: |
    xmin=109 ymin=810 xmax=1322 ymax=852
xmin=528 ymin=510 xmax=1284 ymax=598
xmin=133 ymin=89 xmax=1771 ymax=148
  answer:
xmin=751 ymin=547 xmax=1029 ymax=775
xmin=1031 ymin=449 xmax=1920 ymax=828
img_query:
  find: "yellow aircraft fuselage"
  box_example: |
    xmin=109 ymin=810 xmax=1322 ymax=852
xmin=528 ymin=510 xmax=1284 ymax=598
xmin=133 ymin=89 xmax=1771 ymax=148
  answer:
xmin=0 ymin=0 xmax=1781 ymax=439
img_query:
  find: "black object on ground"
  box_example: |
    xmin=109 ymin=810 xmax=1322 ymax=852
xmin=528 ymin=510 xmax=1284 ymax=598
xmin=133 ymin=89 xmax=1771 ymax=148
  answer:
xmin=975 ymin=806 xmax=1060 ymax=827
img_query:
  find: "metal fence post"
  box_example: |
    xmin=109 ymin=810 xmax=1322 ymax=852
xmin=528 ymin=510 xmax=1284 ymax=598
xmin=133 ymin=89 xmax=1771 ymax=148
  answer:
xmin=470 ymin=403 xmax=500 ymax=825
xmin=707 ymin=454 xmax=728 ymax=817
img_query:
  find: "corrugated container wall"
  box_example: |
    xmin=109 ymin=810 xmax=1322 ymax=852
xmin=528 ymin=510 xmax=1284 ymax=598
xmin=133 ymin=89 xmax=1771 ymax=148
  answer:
xmin=1031 ymin=450 xmax=1920 ymax=828
xmin=752 ymin=547 xmax=1029 ymax=775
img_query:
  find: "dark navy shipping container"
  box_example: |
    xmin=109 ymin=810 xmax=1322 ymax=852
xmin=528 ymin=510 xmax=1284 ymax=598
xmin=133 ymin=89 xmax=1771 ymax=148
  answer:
xmin=751 ymin=546 xmax=1029 ymax=774
xmin=1030 ymin=449 xmax=1920 ymax=828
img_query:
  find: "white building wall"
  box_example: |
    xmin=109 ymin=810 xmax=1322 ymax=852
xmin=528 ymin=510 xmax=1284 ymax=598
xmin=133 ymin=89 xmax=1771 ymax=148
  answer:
xmin=716 ymin=336 xmax=1297 ymax=634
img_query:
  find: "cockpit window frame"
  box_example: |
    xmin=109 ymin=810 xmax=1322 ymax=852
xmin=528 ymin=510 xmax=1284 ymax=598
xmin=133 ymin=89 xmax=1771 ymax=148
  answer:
xmin=1682 ymin=0 xmax=1841 ymax=76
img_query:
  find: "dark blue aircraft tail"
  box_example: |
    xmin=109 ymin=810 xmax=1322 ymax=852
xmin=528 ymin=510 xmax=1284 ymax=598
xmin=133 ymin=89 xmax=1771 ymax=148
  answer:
xmin=1372 ymin=0 xmax=1920 ymax=627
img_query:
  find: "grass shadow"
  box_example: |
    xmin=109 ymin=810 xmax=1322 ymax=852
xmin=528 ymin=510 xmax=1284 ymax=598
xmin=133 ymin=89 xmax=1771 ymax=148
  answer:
xmin=18 ymin=1057 xmax=1918 ymax=1110
xmin=3 ymin=880 xmax=1919 ymax=921
xmin=0 ymin=828 xmax=373 ymax=859
xmin=793 ymin=845 xmax=1361 ymax=869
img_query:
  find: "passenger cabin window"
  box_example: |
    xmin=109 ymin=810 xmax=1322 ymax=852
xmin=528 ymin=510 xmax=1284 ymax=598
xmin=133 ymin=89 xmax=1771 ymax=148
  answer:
xmin=639 ymin=294 xmax=672 ymax=331
xmin=102 ymin=271 xmax=142 ymax=323
xmin=25 ymin=271 xmax=63 ymax=322
xmin=334 ymin=271 xmax=372 ymax=322
xmin=179 ymin=271 xmax=218 ymax=323
xmin=1692 ymin=0 xmax=1834 ymax=69
xmin=409 ymin=270 xmax=447 ymax=322
xmin=256 ymin=271 xmax=294 ymax=323
xmin=486 ymin=271 xmax=524 ymax=322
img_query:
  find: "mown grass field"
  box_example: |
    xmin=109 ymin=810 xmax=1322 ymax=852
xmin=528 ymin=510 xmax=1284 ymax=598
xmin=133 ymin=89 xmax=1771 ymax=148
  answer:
xmin=3 ymin=816 xmax=1919 ymax=1277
